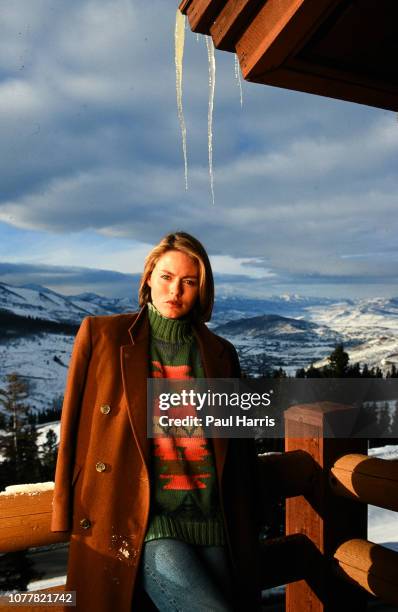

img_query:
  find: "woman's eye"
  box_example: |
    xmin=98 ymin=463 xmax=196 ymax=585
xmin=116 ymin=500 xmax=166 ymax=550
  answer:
xmin=161 ymin=274 xmax=171 ymax=280
xmin=184 ymin=279 xmax=196 ymax=286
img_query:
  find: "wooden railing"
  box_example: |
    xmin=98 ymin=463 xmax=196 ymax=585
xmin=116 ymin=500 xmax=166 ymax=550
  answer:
xmin=0 ymin=488 xmax=67 ymax=612
xmin=1 ymin=403 xmax=398 ymax=611
xmin=0 ymin=488 xmax=68 ymax=552
xmin=260 ymin=403 xmax=398 ymax=611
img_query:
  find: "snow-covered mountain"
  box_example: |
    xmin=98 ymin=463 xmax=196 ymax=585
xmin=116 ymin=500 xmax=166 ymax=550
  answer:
xmin=0 ymin=281 xmax=397 ymax=408
xmin=0 ymin=282 xmax=137 ymax=324
xmin=214 ymin=313 xmax=343 ymax=375
xmin=214 ymin=295 xmax=398 ymax=375
xmin=0 ymin=282 xmax=137 ymax=409
xmin=306 ymin=298 xmax=398 ymax=373
xmin=210 ymin=294 xmax=337 ymax=327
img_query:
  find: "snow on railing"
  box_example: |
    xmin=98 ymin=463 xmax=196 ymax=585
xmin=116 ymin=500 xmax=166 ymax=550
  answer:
xmin=0 ymin=482 xmax=54 ymax=496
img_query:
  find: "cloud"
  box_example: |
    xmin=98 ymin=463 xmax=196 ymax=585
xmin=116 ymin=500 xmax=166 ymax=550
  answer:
xmin=0 ymin=262 xmax=140 ymax=299
xmin=0 ymin=1 xmax=397 ymax=297
xmin=1 ymin=261 xmax=396 ymax=303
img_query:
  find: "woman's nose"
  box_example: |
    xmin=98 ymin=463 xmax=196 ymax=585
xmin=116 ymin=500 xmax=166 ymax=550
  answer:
xmin=170 ymin=280 xmax=182 ymax=297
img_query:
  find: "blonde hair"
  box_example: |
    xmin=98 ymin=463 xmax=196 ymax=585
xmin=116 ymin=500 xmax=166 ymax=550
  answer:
xmin=139 ymin=232 xmax=214 ymax=322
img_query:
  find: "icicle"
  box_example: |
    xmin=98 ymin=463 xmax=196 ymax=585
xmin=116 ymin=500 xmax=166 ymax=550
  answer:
xmin=234 ymin=54 xmax=243 ymax=108
xmin=206 ymin=36 xmax=216 ymax=206
xmin=175 ymin=10 xmax=188 ymax=190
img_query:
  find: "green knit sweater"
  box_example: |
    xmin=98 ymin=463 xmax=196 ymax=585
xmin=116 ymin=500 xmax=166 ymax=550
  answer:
xmin=144 ymin=303 xmax=224 ymax=546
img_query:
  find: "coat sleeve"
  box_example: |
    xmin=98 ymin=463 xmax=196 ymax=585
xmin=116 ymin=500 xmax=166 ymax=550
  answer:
xmin=223 ymin=338 xmax=241 ymax=378
xmin=51 ymin=317 xmax=92 ymax=532
xmin=228 ymin=341 xmax=241 ymax=378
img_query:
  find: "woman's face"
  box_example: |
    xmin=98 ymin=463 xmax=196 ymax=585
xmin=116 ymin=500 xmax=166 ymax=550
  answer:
xmin=147 ymin=250 xmax=200 ymax=319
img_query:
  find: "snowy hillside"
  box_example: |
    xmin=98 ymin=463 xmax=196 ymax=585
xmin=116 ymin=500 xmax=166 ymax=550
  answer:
xmin=214 ymin=295 xmax=398 ymax=375
xmin=0 ymin=282 xmax=136 ymax=409
xmin=0 ymin=333 xmax=73 ymax=409
xmin=211 ymin=294 xmax=336 ymax=327
xmin=306 ymin=298 xmax=398 ymax=372
xmin=215 ymin=313 xmax=343 ymax=375
xmin=0 ymin=282 xmax=397 ymax=407
xmin=0 ymin=282 xmax=137 ymax=324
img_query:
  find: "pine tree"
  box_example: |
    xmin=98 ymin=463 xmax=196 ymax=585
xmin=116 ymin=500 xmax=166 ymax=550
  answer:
xmin=37 ymin=395 xmax=63 ymax=424
xmin=348 ymin=362 xmax=361 ymax=377
xmin=306 ymin=363 xmax=323 ymax=378
xmin=272 ymin=367 xmax=288 ymax=379
xmin=0 ymin=373 xmax=41 ymax=486
xmin=0 ymin=374 xmax=43 ymax=593
xmin=40 ymin=429 xmax=58 ymax=481
xmin=327 ymin=344 xmax=349 ymax=377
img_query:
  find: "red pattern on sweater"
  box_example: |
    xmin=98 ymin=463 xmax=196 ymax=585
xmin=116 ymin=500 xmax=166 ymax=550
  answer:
xmin=152 ymin=361 xmax=192 ymax=379
xmin=152 ymin=360 xmax=211 ymax=492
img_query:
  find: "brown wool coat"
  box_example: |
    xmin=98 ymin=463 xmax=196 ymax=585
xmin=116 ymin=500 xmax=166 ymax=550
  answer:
xmin=51 ymin=306 xmax=260 ymax=612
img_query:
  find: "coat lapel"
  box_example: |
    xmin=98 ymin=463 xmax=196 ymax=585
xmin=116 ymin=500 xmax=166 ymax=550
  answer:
xmin=120 ymin=307 xmax=150 ymax=469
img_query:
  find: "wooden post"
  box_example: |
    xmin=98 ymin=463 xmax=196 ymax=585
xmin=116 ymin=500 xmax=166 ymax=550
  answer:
xmin=285 ymin=402 xmax=368 ymax=612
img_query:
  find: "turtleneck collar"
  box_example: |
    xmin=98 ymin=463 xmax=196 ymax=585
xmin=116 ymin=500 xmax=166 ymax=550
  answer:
xmin=147 ymin=302 xmax=192 ymax=344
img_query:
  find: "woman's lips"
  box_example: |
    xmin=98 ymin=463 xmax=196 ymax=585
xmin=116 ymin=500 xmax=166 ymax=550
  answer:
xmin=166 ymin=300 xmax=182 ymax=307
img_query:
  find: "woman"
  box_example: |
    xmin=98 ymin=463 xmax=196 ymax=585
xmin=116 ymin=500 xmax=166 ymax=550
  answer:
xmin=51 ymin=232 xmax=259 ymax=611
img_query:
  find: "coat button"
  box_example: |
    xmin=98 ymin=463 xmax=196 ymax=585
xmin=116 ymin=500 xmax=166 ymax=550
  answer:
xmin=80 ymin=518 xmax=91 ymax=529
xmin=95 ymin=461 xmax=106 ymax=472
xmin=100 ymin=404 xmax=111 ymax=414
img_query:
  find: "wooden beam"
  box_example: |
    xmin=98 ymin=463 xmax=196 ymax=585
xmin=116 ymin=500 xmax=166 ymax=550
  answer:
xmin=330 ymin=454 xmax=398 ymax=512
xmin=179 ymin=0 xmax=195 ymax=13
xmin=285 ymin=403 xmax=368 ymax=612
xmin=236 ymin=0 xmax=341 ymax=78
xmin=0 ymin=490 xmax=69 ymax=552
xmin=334 ymin=539 xmax=398 ymax=606
xmin=180 ymin=0 xmax=398 ymax=111
xmin=259 ymin=450 xmax=317 ymax=498
xmin=210 ymin=0 xmax=265 ymax=52
xmin=260 ymin=534 xmax=310 ymax=588
xmin=179 ymin=0 xmax=223 ymax=35
xmin=251 ymin=62 xmax=398 ymax=112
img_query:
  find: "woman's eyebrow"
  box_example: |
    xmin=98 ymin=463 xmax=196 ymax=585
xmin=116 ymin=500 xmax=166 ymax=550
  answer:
xmin=159 ymin=269 xmax=198 ymax=278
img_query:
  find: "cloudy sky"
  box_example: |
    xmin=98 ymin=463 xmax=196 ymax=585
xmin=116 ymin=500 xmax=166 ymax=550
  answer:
xmin=0 ymin=1 xmax=397 ymax=299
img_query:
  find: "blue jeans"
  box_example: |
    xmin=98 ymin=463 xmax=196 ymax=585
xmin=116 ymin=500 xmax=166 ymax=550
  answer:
xmin=141 ymin=538 xmax=234 ymax=612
